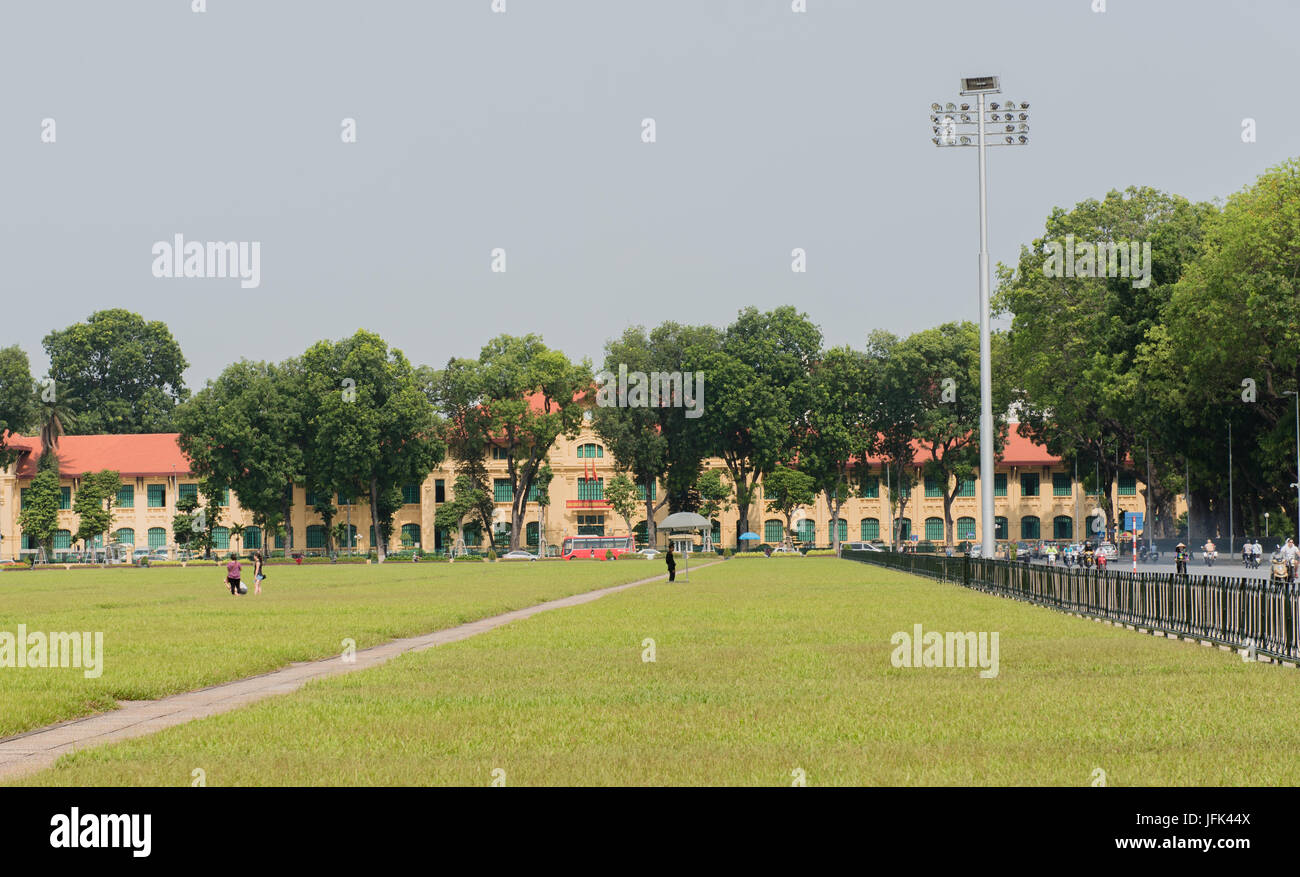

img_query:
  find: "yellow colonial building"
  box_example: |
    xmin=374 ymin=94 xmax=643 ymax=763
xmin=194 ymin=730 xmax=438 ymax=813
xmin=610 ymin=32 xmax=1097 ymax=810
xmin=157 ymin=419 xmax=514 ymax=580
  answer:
xmin=0 ymin=425 xmax=1175 ymax=561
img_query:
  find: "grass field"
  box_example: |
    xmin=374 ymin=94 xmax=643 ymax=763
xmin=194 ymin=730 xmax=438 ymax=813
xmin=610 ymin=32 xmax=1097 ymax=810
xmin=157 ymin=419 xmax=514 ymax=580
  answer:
xmin=13 ymin=557 xmax=1300 ymax=786
xmin=0 ymin=560 xmax=662 ymax=738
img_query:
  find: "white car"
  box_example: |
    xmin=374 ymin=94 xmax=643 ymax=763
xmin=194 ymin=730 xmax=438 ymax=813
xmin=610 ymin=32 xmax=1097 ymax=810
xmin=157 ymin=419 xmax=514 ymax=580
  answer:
xmin=769 ymin=545 xmax=800 ymax=555
xmin=1096 ymin=542 xmax=1118 ymax=560
xmin=842 ymin=542 xmax=882 ymax=552
xmin=500 ymin=550 xmax=538 ymax=561
xmin=637 ymin=548 xmax=662 ymax=559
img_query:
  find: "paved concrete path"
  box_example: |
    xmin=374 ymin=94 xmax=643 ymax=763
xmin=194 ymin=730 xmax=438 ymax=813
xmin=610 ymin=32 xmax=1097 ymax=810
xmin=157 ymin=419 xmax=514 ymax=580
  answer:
xmin=0 ymin=563 xmax=719 ymax=782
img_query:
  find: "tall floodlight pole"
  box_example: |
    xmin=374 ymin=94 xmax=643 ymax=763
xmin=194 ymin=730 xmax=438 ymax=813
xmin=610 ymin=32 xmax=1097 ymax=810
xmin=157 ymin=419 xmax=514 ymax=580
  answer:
xmin=931 ymin=76 xmax=1028 ymax=559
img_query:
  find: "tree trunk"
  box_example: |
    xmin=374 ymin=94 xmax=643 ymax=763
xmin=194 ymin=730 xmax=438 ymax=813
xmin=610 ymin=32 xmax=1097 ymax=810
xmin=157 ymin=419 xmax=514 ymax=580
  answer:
xmin=369 ymin=476 xmax=386 ymax=563
xmin=283 ymin=484 xmax=293 ymax=559
xmin=943 ymin=487 xmax=955 ymax=548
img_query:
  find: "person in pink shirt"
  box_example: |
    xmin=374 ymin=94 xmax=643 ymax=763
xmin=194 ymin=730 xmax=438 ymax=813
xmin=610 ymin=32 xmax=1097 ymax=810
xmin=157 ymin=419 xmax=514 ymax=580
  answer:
xmin=225 ymin=554 xmax=243 ymax=595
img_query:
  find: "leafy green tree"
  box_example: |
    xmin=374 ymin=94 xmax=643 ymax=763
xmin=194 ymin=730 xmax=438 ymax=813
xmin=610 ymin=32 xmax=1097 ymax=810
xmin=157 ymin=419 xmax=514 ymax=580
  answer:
xmin=175 ymin=359 xmax=306 ymax=558
xmin=18 ymin=456 xmax=61 ymax=558
xmin=43 ymin=309 xmax=188 ymax=434
xmin=604 ymin=473 xmax=640 ymax=538
xmin=592 ymin=322 xmax=719 ymax=545
xmin=532 ymin=462 xmax=554 ymax=553
xmin=304 ymin=331 xmax=444 ymax=563
xmin=200 ymin=480 xmax=225 ymax=559
xmin=73 ymin=470 xmax=121 ymax=554
xmin=434 ymin=335 xmax=588 ymax=552
xmin=799 ymin=346 xmax=875 ymax=553
xmin=866 ymin=330 xmax=920 ymax=546
xmin=995 ymin=186 xmax=1213 ymax=533
xmin=434 ymin=471 xmax=493 ymax=554
xmin=695 ymin=468 xmax=733 ymax=549
xmin=694 ymin=307 xmax=821 ymax=543
xmin=0 ymin=346 xmax=34 ymax=466
xmin=890 ymin=323 xmax=1009 ymax=547
xmin=762 ymin=465 xmax=816 ymax=546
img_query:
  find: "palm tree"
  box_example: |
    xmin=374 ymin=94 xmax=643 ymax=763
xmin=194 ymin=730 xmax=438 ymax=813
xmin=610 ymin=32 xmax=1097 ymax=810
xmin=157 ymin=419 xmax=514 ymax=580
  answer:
xmin=229 ymin=522 xmax=246 ymax=556
xmin=34 ymin=386 xmax=79 ymax=459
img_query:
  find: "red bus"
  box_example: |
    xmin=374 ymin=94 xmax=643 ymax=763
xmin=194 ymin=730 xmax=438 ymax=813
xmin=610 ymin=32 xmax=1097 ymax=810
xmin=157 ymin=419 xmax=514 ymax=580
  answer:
xmin=562 ymin=535 xmax=635 ymax=560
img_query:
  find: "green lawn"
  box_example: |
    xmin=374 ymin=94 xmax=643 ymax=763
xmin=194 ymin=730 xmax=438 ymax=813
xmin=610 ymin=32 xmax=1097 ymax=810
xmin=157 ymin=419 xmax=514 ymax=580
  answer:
xmin=15 ymin=558 xmax=1300 ymax=786
xmin=0 ymin=560 xmax=662 ymax=738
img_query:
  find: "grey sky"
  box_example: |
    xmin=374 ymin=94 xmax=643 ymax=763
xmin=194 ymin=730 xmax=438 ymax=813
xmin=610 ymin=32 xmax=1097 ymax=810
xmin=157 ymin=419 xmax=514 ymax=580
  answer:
xmin=2 ymin=0 xmax=1295 ymax=388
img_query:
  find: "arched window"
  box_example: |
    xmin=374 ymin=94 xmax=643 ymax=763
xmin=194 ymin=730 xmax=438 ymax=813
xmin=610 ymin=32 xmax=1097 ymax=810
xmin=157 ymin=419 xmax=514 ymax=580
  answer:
xmin=211 ymin=526 xmax=230 ymax=550
xmin=860 ymin=518 xmax=880 ymax=540
xmin=1053 ymin=515 xmax=1073 ymax=539
xmin=1020 ymin=515 xmax=1040 ymax=540
xmin=53 ymin=529 xmax=72 ymax=550
xmin=796 ymin=519 xmax=815 ymax=543
xmin=711 ymin=519 xmax=721 ymax=545
xmin=400 ymin=524 xmax=421 ymax=547
xmin=305 ymin=525 xmax=326 ymax=549
xmin=924 ymin=517 xmax=944 ymax=541
xmin=114 ymin=528 xmax=135 ymax=545
xmin=764 ymin=519 xmax=784 ymax=543
xmin=994 ymin=516 xmax=1008 ymax=540
xmin=632 ymin=520 xmax=647 ymax=546
xmin=831 ymin=518 xmax=848 ymax=543
xmin=463 ymin=522 xmax=483 ymax=546
xmin=576 ymin=443 xmax=604 ymax=459
xmin=526 ymin=521 xmax=540 ymax=548
xmin=492 ymin=522 xmax=511 ymax=548
xmin=148 ymin=527 xmax=167 ymax=549
xmin=956 ymin=517 xmax=976 ymax=541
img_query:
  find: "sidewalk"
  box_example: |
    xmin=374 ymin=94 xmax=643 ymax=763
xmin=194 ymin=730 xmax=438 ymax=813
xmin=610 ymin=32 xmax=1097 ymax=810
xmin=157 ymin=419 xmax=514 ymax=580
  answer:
xmin=0 ymin=562 xmax=718 ymax=782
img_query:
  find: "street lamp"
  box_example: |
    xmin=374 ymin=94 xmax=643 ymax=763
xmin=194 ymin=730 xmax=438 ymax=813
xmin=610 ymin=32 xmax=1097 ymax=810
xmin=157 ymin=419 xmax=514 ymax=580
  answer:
xmin=1287 ymin=390 xmax=1300 ymax=544
xmin=931 ymin=75 xmax=1029 ymax=558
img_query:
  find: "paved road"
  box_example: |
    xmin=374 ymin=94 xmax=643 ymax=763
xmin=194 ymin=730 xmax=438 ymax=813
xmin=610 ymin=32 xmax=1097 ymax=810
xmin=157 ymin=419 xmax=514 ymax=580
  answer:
xmin=1019 ymin=555 xmax=1286 ymax=581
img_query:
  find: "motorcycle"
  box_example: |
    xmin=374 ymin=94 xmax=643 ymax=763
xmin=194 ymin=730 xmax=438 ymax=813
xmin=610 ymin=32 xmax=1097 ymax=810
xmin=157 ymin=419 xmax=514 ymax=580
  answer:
xmin=1203 ymin=549 xmax=1217 ymax=567
xmin=1271 ymin=552 xmax=1292 ymax=586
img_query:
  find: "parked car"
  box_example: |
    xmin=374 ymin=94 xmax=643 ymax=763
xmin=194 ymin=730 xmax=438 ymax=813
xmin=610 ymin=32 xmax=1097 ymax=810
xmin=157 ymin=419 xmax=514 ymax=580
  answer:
xmin=500 ymin=550 xmax=537 ymax=562
xmin=132 ymin=548 xmax=152 ymax=562
xmin=842 ymin=542 xmax=882 ymax=552
xmin=637 ymin=548 xmax=662 ymax=559
xmin=150 ymin=548 xmax=170 ymax=561
xmin=770 ymin=545 xmax=800 ymax=555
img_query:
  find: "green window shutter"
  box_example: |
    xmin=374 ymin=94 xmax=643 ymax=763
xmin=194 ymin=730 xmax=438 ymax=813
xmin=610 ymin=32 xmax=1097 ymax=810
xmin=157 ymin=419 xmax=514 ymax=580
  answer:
xmin=401 ymin=524 xmax=421 ymax=546
xmin=863 ymin=476 xmax=879 ymax=498
xmin=527 ymin=482 xmax=540 ymax=502
xmin=1053 ymin=516 xmax=1073 ymax=539
xmin=306 ymin=525 xmax=326 ymax=548
xmin=834 ymin=519 xmax=847 ymax=542
xmin=59 ymin=487 xmax=71 ymax=510
xmin=53 ymin=530 xmax=72 ymax=550
xmin=1020 ymin=473 xmax=1039 ymax=497
xmin=796 ymin=519 xmax=815 ymax=543
xmin=897 ymin=518 xmax=911 ymax=540
xmin=179 ymin=483 xmax=197 ymax=504
xmin=861 ymin=518 xmax=879 ymax=540
xmin=1020 ymin=516 xmax=1040 ymax=539
xmin=957 ymin=517 xmax=976 ymax=540
xmin=19 ymin=488 xmax=28 ymax=510
xmin=114 ymin=528 xmax=135 ymax=545
xmin=925 ymin=517 xmax=944 ymax=541
xmin=305 ymin=490 xmax=319 ymax=508
xmin=244 ymin=527 xmax=262 ymax=549
xmin=402 ymin=483 xmax=420 ymax=505
xmin=957 ymin=477 xmax=975 ymax=498
xmin=1053 ymin=473 xmax=1072 ymax=496
xmin=1118 ymin=473 xmax=1137 ymax=495
xmin=148 ymin=484 xmax=166 ymax=507
xmin=764 ymin=520 xmax=783 ymax=542
xmin=493 ymin=479 xmax=513 ymax=503
xmin=994 ymin=473 xmax=1007 ymax=497
xmin=212 ymin=526 xmax=230 ymax=549
xmin=116 ymin=485 xmax=135 ymax=508
xmin=148 ymin=527 xmax=166 ymax=548
xmin=924 ymin=476 xmax=942 ymax=498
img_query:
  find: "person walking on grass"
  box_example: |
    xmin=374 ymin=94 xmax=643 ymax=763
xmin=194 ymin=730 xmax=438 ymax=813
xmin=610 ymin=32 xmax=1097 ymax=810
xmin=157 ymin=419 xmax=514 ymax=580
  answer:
xmin=225 ymin=553 xmax=243 ymax=596
xmin=253 ymin=551 xmax=265 ymax=595
xmin=665 ymin=543 xmax=676 ymax=582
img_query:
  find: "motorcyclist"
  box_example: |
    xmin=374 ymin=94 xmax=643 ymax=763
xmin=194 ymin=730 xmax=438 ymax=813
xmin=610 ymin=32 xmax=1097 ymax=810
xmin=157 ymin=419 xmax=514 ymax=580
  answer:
xmin=1283 ymin=538 xmax=1299 ymax=584
xmin=1203 ymin=539 xmax=1217 ymax=567
xmin=1254 ymin=538 xmax=1264 ymax=569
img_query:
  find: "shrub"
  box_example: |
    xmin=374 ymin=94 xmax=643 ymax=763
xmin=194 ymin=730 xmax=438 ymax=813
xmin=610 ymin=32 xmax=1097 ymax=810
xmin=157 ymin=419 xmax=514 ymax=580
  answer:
xmin=486 ymin=549 xmax=497 ymax=562
xmin=452 ymin=555 xmax=485 ymax=563
xmin=805 ymin=549 xmax=837 ymax=557
xmin=618 ymin=552 xmax=647 ymax=560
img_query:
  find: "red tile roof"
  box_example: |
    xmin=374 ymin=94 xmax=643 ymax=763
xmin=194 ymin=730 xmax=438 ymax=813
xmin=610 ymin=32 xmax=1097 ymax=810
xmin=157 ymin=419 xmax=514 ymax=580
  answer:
xmin=11 ymin=433 xmax=191 ymax=479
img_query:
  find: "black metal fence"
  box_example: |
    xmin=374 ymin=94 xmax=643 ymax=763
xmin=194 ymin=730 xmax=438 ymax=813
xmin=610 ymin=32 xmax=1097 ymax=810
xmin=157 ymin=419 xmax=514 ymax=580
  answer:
xmin=841 ymin=549 xmax=1300 ymax=664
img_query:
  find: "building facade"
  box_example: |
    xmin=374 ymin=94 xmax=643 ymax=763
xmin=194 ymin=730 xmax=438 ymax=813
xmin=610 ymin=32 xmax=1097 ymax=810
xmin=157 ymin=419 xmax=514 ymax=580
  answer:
xmin=0 ymin=426 xmax=1177 ymax=561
